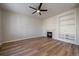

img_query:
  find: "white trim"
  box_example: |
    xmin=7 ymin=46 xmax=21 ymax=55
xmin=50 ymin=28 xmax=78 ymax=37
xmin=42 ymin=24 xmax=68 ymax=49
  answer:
xmin=2 ymin=36 xmax=43 ymax=44
xmin=55 ymin=38 xmax=79 ymax=45
xmin=1 ymin=36 xmax=79 ymax=45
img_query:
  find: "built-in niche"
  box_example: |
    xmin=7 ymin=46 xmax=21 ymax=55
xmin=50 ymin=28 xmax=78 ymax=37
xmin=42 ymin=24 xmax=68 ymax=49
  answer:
xmin=47 ymin=32 xmax=52 ymax=38
xmin=58 ymin=9 xmax=76 ymax=42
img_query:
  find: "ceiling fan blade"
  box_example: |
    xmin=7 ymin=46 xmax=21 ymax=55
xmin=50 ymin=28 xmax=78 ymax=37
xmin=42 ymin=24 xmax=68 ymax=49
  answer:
xmin=32 ymin=11 xmax=37 ymax=14
xmin=38 ymin=3 xmax=42 ymax=10
xmin=40 ymin=9 xmax=47 ymax=11
xmin=39 ymin=12 xmax=41 ymax=15
xmin=29 ymin=6 xmax=37 ymax=10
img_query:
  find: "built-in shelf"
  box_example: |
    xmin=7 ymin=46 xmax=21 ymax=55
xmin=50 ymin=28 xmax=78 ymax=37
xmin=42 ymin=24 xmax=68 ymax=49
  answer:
xmin=59 ymin=9 xmax=76 ymax=42
xmin=59 ymin=15 xmax=75 ymax=21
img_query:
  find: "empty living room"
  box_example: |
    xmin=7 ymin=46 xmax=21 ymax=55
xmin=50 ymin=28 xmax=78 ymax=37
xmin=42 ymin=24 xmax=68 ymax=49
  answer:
xmin=0 ymin=3 xmax=79 ymax=56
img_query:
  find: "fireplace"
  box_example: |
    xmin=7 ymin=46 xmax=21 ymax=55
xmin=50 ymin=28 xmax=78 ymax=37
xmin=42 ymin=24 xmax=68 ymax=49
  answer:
xmin=47 ymin=32 xmax=52 ymax=38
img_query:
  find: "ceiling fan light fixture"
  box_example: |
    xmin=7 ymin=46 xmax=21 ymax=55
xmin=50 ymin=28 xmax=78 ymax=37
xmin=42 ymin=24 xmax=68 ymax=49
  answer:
xmin=37 ymin=10 xmax=40 ymax=13
xmin=29 ymin=3 xmax=47 ymax=15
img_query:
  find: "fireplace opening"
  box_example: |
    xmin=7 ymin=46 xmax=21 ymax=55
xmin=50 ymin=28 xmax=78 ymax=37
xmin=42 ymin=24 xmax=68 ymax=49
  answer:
xmin=47 ymin=32 xmax=52 ymax=38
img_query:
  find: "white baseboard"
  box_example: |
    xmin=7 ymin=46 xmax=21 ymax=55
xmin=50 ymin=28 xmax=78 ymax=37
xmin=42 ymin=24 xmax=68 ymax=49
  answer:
xmin=2 ymin=36 xmax=43 ymax=44
xmin=2 ymin=36 xmax=79 ymax=46
xmin=43 ymin=36 xmax=79 ymax=45
xmin=55 ymin=38 xmax=79 ymax=45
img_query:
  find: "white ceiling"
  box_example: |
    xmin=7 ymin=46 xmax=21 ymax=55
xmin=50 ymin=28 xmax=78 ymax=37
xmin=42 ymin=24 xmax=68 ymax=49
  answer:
xmin=0 ymin=3 xmax=79 ymax=19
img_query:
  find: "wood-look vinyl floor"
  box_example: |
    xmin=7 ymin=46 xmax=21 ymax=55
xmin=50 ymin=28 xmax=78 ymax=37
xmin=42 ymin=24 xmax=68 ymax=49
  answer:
xmin=0 ymin=37 xmax=79 ymax=56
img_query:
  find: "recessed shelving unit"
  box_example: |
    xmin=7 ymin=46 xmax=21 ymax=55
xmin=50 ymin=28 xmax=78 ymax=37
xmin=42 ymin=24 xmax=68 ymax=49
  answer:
xmin=58 ymin=9 xmax=76 ymax=42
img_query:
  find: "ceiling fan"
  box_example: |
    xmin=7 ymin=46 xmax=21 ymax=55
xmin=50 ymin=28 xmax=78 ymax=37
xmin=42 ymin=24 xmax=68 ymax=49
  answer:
xmin=29 ymin=3 xmax=47 ymax=15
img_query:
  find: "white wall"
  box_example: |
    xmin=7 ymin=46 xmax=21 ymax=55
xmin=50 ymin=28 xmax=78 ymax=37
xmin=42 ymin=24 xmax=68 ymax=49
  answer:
xmin=43 ymin=8 xmax=77 ymax=42
xmin=1 ymin=7 xmax=79 ymax=45
xmin=43 ymin=15 xmax=58 ymax=39
xmin=2 ymin=11 xmax=42 ymax=43
xmin=0 ymin=9 xmax=2 ymax=45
